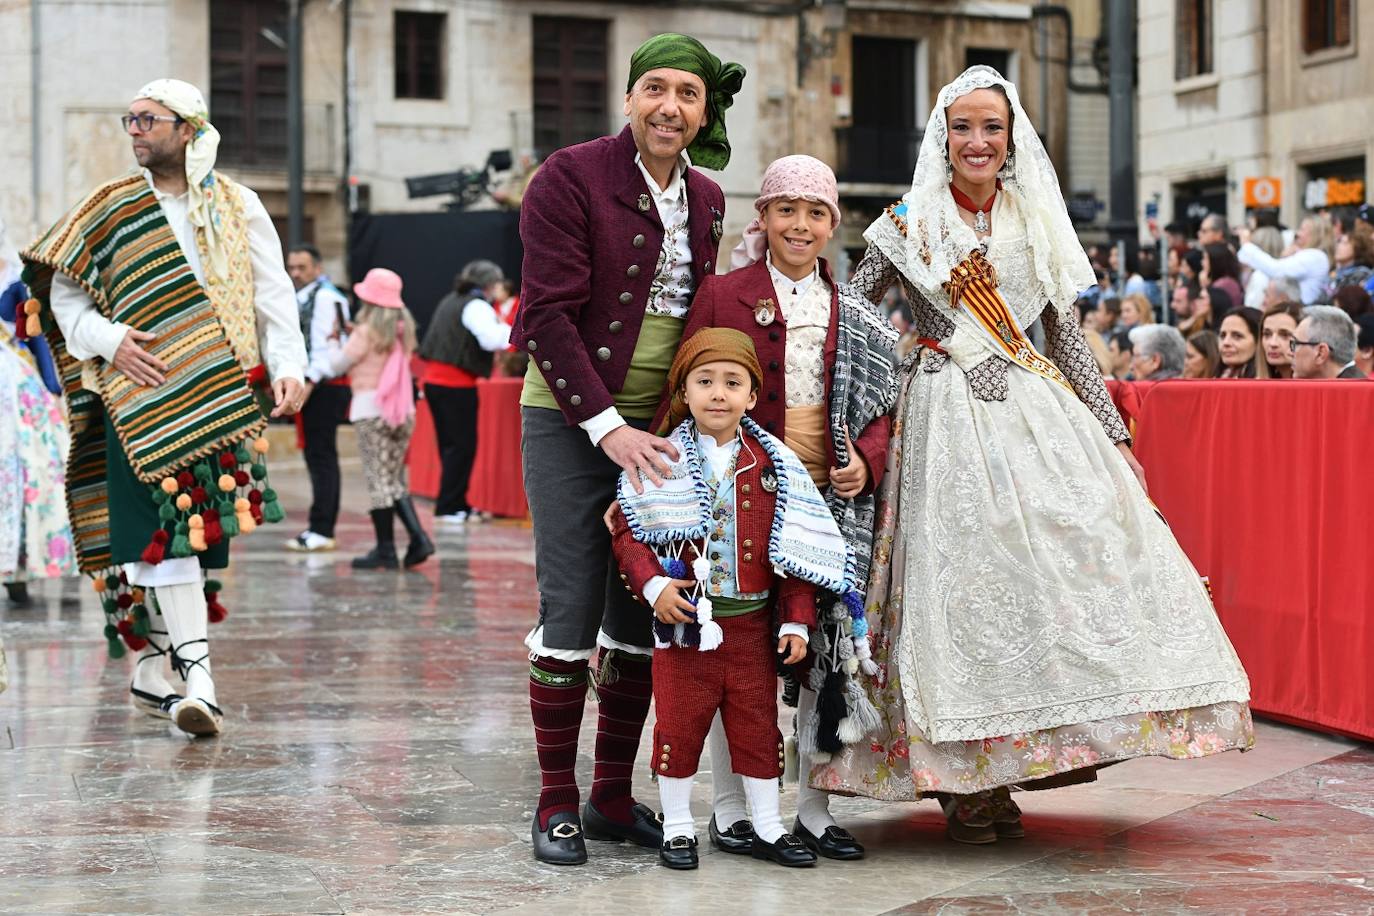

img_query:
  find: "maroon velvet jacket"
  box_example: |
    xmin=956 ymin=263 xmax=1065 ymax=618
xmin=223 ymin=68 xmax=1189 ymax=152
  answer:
xmin=512 ymin=126 xmax=726 ymax=425
xmin=653 ymin=257 xmax=891 ymax=494
xmin=610 ymin=430 xmax=817 ymax=628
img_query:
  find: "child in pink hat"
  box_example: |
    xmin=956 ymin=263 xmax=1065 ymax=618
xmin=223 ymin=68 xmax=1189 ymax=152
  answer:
xmin=330 ymin=267 xmax=434 ymax=569
xmin=653 ymin=154 xmax=898 ymax=862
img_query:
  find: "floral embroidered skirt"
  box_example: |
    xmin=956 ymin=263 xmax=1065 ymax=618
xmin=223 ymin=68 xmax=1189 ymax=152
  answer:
xmin=811 ymin=365 xmax=1254 ymax=801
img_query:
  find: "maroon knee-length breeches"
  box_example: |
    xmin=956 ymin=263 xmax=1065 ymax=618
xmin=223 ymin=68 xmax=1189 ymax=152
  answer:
xmin=651 ymin=610 xmax=785 ymax=780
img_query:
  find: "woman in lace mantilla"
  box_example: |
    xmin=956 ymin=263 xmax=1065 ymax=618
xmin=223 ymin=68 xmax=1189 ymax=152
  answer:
xmin=809 ymin=67 xmax=1253 ymax=844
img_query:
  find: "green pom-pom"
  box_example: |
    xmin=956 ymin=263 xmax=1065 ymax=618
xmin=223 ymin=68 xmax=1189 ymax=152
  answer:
xmin=170 ymin=521 xmax=192 ymax=558
xmin=107 ymin=638 xmax=126 ymax=659
xmin=158 ymin=502 xmax=177 ymax=521
xmin=262 ymin=491 xmax=285 ymax=523
xmin=103 ymin=623 xmax=119 ymax=640
xmin=204 ymin=579 xmax=223 ymax=593
xmin=152 ymin=489 xmax=168 ymax=505
xmin=101 ymin=598 xmax=118 ymax=616
xmin=250 ymin=463 xmax=267 ymax=481
xmin=219 ymin=508 xmax=239 ymax=539
xmin=194 ymin=464 xmax=213 ymax=483
xmin=104 ymin=574 xmax=121 ymax=591
xmin=234 ymin=446 xmax=252 ymax=464
xmin=132 ymin=614 xmax=151 ymax=637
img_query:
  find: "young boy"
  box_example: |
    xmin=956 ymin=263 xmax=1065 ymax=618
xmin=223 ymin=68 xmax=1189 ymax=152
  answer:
xmin=660 ymin=155 xmax=897 ymax=860
xmin=610 ymin=327 xmax=857 ymax=870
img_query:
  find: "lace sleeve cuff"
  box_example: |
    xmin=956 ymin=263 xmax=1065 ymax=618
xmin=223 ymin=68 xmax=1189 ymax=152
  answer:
xmin=1041 ymin=304 xmax=1131 ymax=444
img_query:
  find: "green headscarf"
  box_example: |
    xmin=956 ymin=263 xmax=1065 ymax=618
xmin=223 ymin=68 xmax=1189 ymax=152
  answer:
xmin=625 ymin=33 xmax=746 ymax=171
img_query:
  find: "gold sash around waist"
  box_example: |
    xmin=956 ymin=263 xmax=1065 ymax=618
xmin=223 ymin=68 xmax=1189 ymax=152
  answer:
xmin=784 ymin=405 xmax=829 ymax=491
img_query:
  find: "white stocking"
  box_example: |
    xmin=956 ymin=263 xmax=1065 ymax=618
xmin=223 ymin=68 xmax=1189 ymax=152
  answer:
xmin=658 ymin=775 xmax=696 ymax=842
xmin=706 ymin=713 xmax=748 ymax=826
xmin=131 ymin=595 xmax=177 ymax=698
xmin=795 ymin=686 xmax=838 ymax=834
xmin=153 ymin=582 xmax=217 ymax=708
xmin=743 ymin=776 xmax=785 ymax=843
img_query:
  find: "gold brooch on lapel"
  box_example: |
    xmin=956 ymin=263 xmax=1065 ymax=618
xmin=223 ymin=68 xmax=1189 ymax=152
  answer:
xmin=754 ymin=298 xmax=776 ymax=327
xmin=637 ymin=193 xmax=651 ymax=212
xmin=711 ymin=219 xmax=723 ymax=243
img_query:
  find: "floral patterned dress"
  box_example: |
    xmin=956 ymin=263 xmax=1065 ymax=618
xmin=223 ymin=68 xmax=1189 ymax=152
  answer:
xmin=1 ymin=325 xmax=77 ymax=582
xmin=811 ymin=198 xmax=1253 ymax=801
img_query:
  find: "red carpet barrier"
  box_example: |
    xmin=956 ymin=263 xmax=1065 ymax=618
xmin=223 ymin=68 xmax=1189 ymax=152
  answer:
xmin=1127 ymin=380 xmax=1374 ymax=741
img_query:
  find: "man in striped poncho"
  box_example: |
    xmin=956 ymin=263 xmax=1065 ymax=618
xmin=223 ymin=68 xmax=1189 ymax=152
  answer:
xmin=20 ymin=79 xmax=307 ymax=737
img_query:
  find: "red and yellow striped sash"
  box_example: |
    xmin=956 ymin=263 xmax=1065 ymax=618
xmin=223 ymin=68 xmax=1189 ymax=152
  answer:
xmin=942 ymin=250 xmax=1072 ymax=393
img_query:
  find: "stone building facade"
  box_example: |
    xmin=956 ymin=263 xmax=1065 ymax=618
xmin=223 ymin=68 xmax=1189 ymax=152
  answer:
xmin=1 ymin=0 xmax=1066 ymax=280
xmin=1137 ymin=0 xmax=1372 ymax=235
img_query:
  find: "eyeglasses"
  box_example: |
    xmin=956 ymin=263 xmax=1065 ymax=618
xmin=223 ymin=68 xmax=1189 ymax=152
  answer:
xmin=121 ymin=113 xmax=182 ymax=133
xmin=1289 ymin=338 xmax=1323 ymax=353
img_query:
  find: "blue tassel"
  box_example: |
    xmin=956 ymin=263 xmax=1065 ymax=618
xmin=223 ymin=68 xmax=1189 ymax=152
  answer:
xmin=661 ymin=556 xmax=688 ymax=579
xmin=843 ymin=590 xmax=864 ymax=618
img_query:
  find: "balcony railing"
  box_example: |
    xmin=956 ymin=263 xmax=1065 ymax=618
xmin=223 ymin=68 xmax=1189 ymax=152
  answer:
xmin=836 ymin=125 xmax=922 ymax=186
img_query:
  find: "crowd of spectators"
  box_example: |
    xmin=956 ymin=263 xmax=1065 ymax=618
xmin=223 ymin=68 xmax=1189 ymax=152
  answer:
xmin=1076 ymin=202 xmax=1374 ymax=382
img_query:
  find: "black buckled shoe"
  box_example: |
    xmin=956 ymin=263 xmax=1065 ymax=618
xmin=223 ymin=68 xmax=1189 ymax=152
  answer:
xmin=792 ymin=818 xmax=865 ymax=860
xmin=708 ymin=815 xmax=755 ymax=854
xmin=581 ymin=801 xmax=664 ymax=849
xmin=750 ymin=832 xmax=817 ymax=867
xmin=658 ymin=835 xmax=699 ymax=870
xmin=532 ymin=811 xmax=587 ymax=865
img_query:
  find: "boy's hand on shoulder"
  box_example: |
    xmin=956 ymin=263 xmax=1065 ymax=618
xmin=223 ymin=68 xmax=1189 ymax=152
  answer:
xmin=777 ymin=633 xmax=807 ymax=665
xmin=829 ymin=427 xmax=869 ymax=499
xmin=653 ymin=580 xmax=698 ymax=624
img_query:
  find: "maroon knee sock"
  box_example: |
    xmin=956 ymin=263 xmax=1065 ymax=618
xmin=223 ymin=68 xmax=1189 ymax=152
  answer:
xmin=529 ymin=655 xmax=589 ymax=830
xmin=588 ymin=650 xmax=653 ymax=824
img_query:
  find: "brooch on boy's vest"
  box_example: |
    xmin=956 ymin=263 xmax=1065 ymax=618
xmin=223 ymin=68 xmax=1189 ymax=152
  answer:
xmin=760 ymin=467 xmax=778 ymax=493
xmin=710 ymin=207 xmax=724 ymax=244
xmin=754 ymin=298 xmax=776 ymax=327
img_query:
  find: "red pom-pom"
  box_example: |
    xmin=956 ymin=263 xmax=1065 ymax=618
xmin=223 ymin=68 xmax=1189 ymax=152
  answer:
xmin=219 ymin=452 xmax=236 ymax=469
xmin=177 ymin=471 xmax=195 ymax=488
xmin=206 ymin=593 xmax=229 ymax=623
xmin=247 ymin=489 xmax=263 ymax=505
xmin=140 ymin=538 xmax=166 ymax=565
xmin=203 ymin=508 xmax=219 ymax=522
xmin=204 ymin=517 xmax=223 ymax=545
xmin=116 ymin=593 xmax=134 ymax=609
xmin=116 ymin=618 xmax=148 ymax=651
xmin=119 ymin=571 xmax=129 ymax=584
xmin=233 ymin=470 xmax=250 ymax=487
xmin=250 ymin=502 xmax=264 ymax=524
xmin=190 ymin=486 xmax=208 ymax=504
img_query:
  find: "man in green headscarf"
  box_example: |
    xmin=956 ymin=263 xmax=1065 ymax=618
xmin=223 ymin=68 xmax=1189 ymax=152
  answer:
xmin=512 ymin=33 xmax=745 ymax=867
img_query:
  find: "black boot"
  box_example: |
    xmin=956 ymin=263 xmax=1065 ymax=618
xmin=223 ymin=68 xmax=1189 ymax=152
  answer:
xmin=352 ymin=508 xmax=399 ymax=569
xmin=393 ymin=496 xmax=435 ymax=568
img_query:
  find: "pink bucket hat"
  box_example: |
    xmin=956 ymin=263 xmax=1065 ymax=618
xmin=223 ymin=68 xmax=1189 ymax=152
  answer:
xmin=753 ymin=155 xmax=841 ymax=226
xmin=353 ymin=267 xmax=406 ymax=309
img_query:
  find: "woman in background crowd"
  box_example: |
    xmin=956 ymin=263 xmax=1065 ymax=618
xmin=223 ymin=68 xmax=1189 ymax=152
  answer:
xmin=1332 ymin=284 xmax=1372 ymax=322
xmin=1217 ymin=307 xmax=1261 ymax=379
xmin=1184 ymin=330 xmax=1222 ymax=379
xmin=1201 ymin=244 xmax=1244 ymax=311
xmin=1120 ymin=293 xmax=1153 ymax=329
xmin=1258 ymin=301 xmax=1303 ymax=379
xmin=1330 ymin=229 xmax=1374 ymax=293
xmin=1243 ymin=226 xmax=1286 ymax=309
xmin=1237 ymin=217 xmax=1333 ymax=305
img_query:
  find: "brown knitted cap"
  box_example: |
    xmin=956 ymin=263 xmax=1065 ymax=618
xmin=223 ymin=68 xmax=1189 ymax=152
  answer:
xmin=666 ymin=327 xmax=763 ymax=428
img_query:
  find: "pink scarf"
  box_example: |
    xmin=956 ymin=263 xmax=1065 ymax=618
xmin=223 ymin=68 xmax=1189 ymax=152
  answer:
xmin=376 ymin=327 xmax=414 ymax=427
xmin=730 ymin=216 xmax=768 ymax=269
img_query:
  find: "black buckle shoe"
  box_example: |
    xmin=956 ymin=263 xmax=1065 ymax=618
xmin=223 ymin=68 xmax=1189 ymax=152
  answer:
xmin=708 ymin=815 xmax=755 ymax=854
xmin=792 ymin=818 xmax=865 ymax=860
xmin=532 ymin=811 xmax=587 ymax=865
xmin=658 ymin=835 xmax=699 ymax=870
xmin=581 ymin=801 xmax=664 ymax=849
xmin=750 ymin=832 xmax=817 ymax=867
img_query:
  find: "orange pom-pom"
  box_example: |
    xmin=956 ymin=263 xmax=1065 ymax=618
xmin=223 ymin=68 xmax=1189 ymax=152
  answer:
xmin=253 ymin=437 xmax=270 ymax=454
xmin=188 ymin=515 xmax=207 ymax=552
xmin=234 ymin=496 xmax=256 ymax=534
xmin=175 ymin=493 xmax=193 ymax=512
xmin=92 ymin=578 xmax=106 ymax=594
xmin=131 ymin=587 xmax=146 ymax=604
xmin=160 ymin=477 xmax=179 ymax=495
xmin=23 ymin=298 xmax=40 ymax=316
xmin=218 ymin=474 xmax=236 ymax=492
xmin=25 ymin=314 xmax=41 ymax=337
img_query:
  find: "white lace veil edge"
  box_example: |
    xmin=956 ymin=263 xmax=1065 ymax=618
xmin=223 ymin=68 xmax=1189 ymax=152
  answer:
xmin=862 ymin=65 xmax=1093 ymax=319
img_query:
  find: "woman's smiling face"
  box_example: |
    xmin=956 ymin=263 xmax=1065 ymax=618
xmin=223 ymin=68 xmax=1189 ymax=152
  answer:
xmin=946 ymin=88 xmax=1010 ymax=189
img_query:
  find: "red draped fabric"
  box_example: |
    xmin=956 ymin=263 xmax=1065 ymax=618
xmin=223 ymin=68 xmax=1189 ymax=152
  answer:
xmin=465 ymin=378 xmax=527 ymax=518
xmin=1127 ymin=380 xmax=1374 ymax=741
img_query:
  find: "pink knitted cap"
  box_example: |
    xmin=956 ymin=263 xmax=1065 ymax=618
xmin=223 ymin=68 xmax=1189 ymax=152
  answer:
xmin=753 ymin=155 xmax=841 ymax=227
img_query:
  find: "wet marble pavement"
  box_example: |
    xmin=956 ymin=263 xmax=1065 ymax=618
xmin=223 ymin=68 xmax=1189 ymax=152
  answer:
xmin=2 ymin=463 xmax=1372 ymax=915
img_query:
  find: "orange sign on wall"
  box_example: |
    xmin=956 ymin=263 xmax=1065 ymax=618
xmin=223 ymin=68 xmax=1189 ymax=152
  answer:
xmin=1244 ymin=177 xmax=1282 ymax=208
